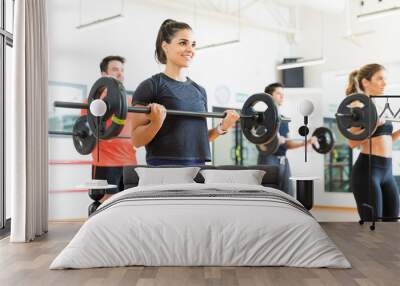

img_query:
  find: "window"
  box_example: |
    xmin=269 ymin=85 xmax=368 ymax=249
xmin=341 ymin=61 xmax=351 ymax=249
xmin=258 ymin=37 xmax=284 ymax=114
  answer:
xmin=5 ymin=0 xmax=13 ymax=33
xmin=212 ymin=106 xmax=259 ymax=166
xmin=1 ymin=0 xmax=14 ymax=234
xmin=324 ymin=118 xmax=352 ymax=193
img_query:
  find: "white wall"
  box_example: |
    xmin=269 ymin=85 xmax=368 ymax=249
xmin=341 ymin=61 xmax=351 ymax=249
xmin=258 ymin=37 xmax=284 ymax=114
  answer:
xmin=279 ymin=88 xmax=325 ymax=203
xmin=296 ymin=2 xmax=400 ymax=86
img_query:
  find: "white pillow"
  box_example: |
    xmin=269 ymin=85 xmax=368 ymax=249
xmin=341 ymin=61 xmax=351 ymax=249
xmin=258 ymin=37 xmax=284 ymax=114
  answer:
xmin=200 ymin=169 xmax=266 ymax=185
xmin=135 ymin=167 xmax=200 ymax=186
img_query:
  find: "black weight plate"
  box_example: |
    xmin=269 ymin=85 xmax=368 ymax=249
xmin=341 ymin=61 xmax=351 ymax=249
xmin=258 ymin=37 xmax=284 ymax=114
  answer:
xmin=241 ymin=93 xmax=280 ymax=144
xmin=312 ymin=127 xmax=335 ymax=154
xmin=256 ymin=135 xmax=279 ymax=155
xmin=72 ymin=115 xmax=97 ymax=155
xmin=336 ymin=93 xmax=377 ymax=141
xmin=87 ymin=77 xmax=128 ymax=139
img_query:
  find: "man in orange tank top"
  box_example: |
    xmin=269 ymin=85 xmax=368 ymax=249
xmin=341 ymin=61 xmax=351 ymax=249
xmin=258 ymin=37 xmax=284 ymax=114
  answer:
xmin=82 ymin=56 xmax=137 ymax=201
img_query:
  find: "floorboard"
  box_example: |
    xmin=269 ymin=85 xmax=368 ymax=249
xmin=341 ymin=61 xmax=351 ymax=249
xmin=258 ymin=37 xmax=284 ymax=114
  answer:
xmin=1 ymin=221 xmax=399 ymax=286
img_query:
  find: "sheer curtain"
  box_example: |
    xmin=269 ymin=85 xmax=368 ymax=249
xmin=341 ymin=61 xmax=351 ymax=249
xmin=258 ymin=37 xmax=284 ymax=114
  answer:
xmin=8 ymin=0 xmax=48 ymax=242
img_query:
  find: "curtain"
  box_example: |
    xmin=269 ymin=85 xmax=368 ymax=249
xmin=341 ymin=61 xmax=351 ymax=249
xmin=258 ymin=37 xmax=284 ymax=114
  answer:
xmin=9 ymin=0 xmax=49 ymax=242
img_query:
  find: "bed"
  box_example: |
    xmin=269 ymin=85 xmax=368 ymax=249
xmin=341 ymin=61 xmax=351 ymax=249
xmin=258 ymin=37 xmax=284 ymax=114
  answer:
xmin=50 ymin=165 xmax=350 ymax=269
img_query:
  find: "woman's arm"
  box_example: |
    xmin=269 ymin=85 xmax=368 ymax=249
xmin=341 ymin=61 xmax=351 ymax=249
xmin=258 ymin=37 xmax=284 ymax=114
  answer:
xmin=208 ymin=127 xmax=221 ymax=142
xmin=392 ymin=129 xmax=400 ymax=142
xmin=345 ymin=118 xmax=386 ymax=148
xmin=131 ymin=104 xmax=166 ymax=148
xmin=347 ymin=139 xmax=367 ymax=149
xmin=207 ymin=110 xmax=240 ymax=142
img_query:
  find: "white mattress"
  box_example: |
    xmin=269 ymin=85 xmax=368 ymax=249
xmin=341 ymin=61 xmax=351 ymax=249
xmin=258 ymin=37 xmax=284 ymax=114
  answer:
xmin=50 ymin=183 xmax=351 ymax=269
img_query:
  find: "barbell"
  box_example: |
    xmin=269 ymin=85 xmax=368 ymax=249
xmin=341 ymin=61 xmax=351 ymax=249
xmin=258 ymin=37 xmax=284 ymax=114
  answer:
xmin=335 ymin=93 xmax=400 ymax=141
xmin=256 ymin=127 xmax=335 ymax=156
xmin=48 ymin=115 xmax=130 ymax=155
xmin=54 ymin=77 xmax=292 ymax=150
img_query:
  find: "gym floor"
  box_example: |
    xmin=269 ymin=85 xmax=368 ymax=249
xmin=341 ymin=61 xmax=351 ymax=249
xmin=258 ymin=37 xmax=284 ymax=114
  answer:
xmin=2 ymin=209 xmax=398 ymax=286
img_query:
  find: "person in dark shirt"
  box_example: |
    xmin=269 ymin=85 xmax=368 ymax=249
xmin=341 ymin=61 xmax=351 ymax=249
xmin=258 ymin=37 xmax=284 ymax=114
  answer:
xmin=258 ymin=83 xmax=316 ymax=195
xmin=131 ymin=19 xmax=240 ymax=165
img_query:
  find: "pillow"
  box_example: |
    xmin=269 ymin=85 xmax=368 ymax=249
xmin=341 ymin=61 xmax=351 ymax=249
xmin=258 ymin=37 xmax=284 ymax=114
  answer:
xmin=200 ymin=169 xmax=266 ymax=185
xmin=135 ymin=167 xmax=201 ymax=186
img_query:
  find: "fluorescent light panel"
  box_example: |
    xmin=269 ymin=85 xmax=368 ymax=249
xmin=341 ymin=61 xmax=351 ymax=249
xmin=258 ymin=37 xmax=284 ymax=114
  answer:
xmin=357 ymin=6 xmax=400 ymax=21
xmin=276 ymin=57 xmax=325 ymax=70
xmin=76 ymin=14 xmax=123 ymax=29
xmin=197 ymin=40 xmax=240 ymax=51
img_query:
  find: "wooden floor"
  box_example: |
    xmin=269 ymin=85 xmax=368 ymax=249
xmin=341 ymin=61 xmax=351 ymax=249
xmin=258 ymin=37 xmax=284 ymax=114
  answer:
xmin=1 ymin=221 xmax=399 ymax=286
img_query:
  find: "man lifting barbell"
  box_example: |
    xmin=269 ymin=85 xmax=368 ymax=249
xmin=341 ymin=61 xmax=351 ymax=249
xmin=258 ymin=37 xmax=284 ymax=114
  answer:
xmin=82 ymin=56 xmax=137 ymax=202
xmin=335 ymin=63 xmax=400 ymax=223
xmin=257 ymin=83 xmax=319 ymax=196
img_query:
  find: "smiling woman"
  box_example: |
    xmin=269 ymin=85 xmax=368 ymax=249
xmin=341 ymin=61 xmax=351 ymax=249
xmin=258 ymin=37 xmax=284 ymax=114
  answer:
xmin=344 ymin=64 xmax=400 ymax=223
xmin=130 ymin=19 xmax=240 ymax=166
xmin=154 ymin=19 xmax=195 ymax=66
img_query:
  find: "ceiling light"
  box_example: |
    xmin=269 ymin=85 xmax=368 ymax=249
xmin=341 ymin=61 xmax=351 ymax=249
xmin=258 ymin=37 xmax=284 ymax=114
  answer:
xmin=357 ymin=6 xmax=400 ymax=21
xmin=76 ymin=14 xmax=123 ymax=29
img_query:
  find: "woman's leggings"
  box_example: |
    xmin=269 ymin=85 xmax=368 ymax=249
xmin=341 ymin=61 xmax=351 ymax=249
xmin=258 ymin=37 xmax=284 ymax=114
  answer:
xmin=351 ymin=153 xmax=399 ymax=221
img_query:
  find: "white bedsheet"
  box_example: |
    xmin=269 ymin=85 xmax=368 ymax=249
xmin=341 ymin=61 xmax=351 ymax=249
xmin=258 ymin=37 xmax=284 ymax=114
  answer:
xmin=50 ymin=183 xmax=351 ymax=269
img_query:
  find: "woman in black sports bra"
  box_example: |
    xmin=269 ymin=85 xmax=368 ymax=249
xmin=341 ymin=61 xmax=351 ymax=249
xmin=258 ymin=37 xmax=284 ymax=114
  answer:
xmin=346 ymin=63 xmax=399 ymax=221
